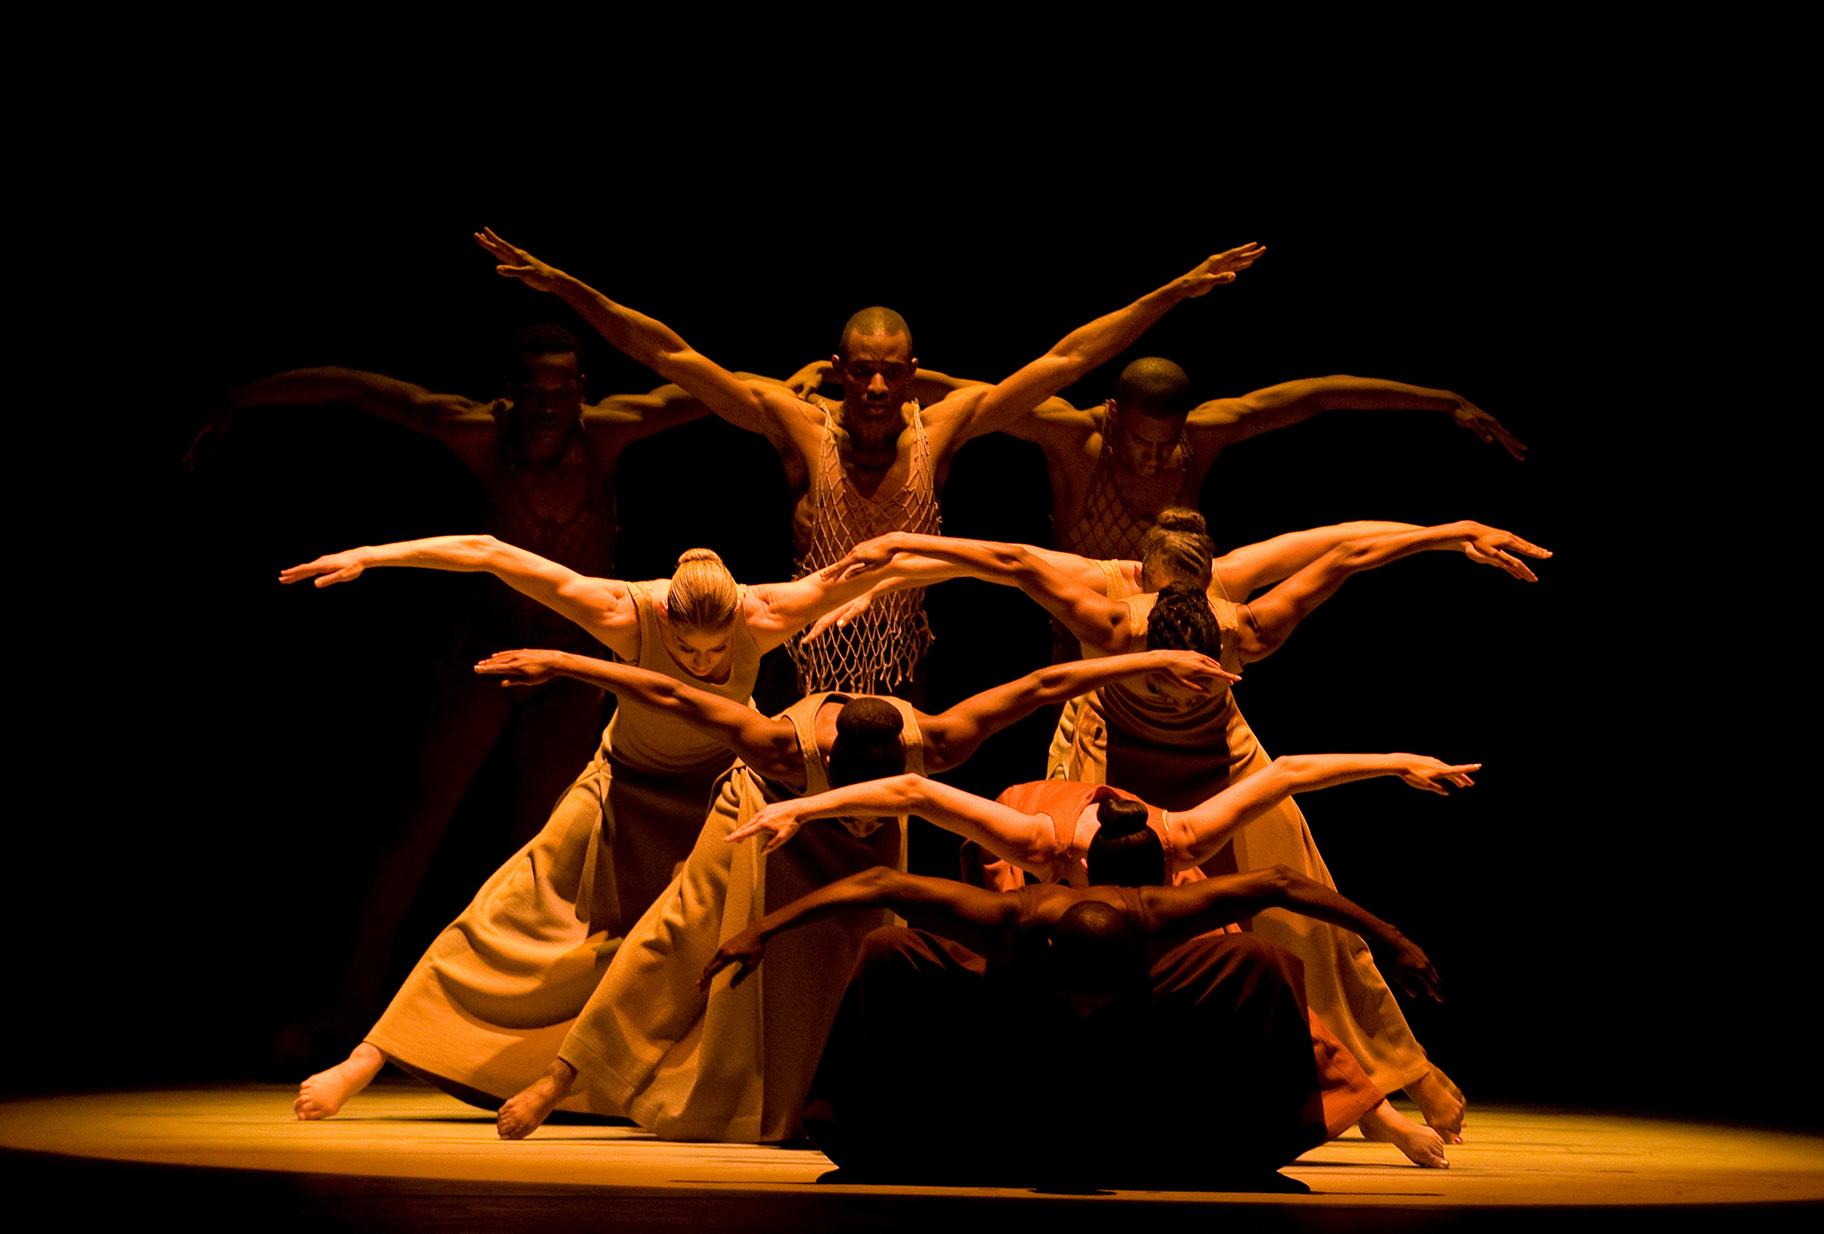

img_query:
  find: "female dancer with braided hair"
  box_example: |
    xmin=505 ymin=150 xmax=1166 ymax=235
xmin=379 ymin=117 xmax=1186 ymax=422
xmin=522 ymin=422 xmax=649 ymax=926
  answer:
xmin=278 ymin=533 xmax=903 ymax=1120
xmin=818 ymin=511 xmax=1548 ymax=1137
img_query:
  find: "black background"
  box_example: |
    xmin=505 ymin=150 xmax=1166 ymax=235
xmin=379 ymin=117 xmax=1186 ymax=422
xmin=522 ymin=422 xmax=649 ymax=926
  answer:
xmin=14 ymin=111 xmax=1800 ymax=1132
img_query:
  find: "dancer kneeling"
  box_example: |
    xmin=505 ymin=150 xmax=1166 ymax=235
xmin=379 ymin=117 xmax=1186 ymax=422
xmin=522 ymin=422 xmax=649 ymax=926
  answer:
xmin=703 ymin=854 xmax=1445 ymax=1187
xmin=474 ymin=643 xmax=1235 ymax=1141
xmin=730 ymin=753 xmax=1473 ymax=1167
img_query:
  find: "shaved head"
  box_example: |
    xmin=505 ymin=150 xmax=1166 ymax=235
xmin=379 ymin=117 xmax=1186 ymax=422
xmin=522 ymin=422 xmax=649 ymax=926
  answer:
xmin=839 ymin=306 xmax=914 ymax=360
xmin=1115 ymin=357 xmax=1194 ymax=419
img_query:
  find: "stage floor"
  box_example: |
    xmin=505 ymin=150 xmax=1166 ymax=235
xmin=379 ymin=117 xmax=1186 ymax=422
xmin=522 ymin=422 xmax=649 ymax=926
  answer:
xmin=3 ymin=1084 xmax=1820 ymax=1230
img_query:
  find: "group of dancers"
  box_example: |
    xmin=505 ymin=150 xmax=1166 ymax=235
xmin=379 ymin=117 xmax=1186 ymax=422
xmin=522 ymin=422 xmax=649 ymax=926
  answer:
xmin=234 ymin=228 xmax=1544 ymax=1187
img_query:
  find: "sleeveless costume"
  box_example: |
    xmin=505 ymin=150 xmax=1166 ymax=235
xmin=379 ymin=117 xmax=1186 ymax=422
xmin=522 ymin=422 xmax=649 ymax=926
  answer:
xmin=1044 ymin=567 xmax=1456 ymax=1100
xmin=362 ymin=582 xmax=761 ymax=1105
xmin=790 ymin=399 xmax=940 ymax=694
xmin=555 ymin=692 xmax=925 ymax=1142
xmin=1055 ymin=425 xmax=1198 ymax=562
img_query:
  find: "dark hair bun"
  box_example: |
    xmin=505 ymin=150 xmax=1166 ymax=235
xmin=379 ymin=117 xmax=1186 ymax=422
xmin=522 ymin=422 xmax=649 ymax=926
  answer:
xmin=1096 ymin=796 xmax=1151 ymax=837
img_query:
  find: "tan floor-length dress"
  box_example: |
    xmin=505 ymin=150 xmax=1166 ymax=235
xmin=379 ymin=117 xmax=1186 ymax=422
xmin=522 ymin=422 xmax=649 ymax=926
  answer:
xmin=1044 ymin=565 xmax=1454 ymax=1099
xmin=557 ymin=692 xmax=924 ymax=1142
xmin=363 ymin=583 xmax=761 ymax=1109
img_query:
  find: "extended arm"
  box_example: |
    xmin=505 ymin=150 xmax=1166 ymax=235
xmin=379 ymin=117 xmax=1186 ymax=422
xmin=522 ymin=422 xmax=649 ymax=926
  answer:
xmin=726 ymin=773 xmax=1069 ymax=875
xmin=279 ymin=535 xmax=639 ymax=658
xmin=1185 ymin=376 xmax=1525 ymax=460
xmin=1165 ymin=753 xmax=1480 ymax=867
xmin=1210 ymin=520 xmax=1423 ymax=599
xmin=225 ymin=366 xmax=490 ymax=433
xmin=939 ymin=242 xmax=1266 ymax=445
xmin=823 ymin=533 xmax=1131 ymax=651
xmin=1142 ymin=867 xmax=1441 ymax=1001
xmin=920 ymin=649 xmax=1237 ymax=771
xmin=701 ymin=866 xmax=1019 ymax=989
xmin=1236 ymin=521 xmax=1552 ymax=661
xmin=473 ymin=650 xmax=801 ymax=782
xmin=475 ymin=229 xmax=816 ymax=450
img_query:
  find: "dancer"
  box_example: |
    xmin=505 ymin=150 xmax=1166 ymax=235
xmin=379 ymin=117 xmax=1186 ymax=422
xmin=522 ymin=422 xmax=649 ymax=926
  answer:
xmin=472 ymin=226 xmax=1265 ymax=693
xmin=285 ymin=535 xmax=915 ymax=1120
xmin=471 ymin=644 xmax=1234 ymax=1141
xmin=727 ymin=753 xmax=1476 ymax=1167
xmin=701 ymin=856 xmax=1444 ymax=1185
xmin=819 ymin=517 xmax=1548 ymax=1135
xmin=202 ymin=325 xmax=717 ymax=1042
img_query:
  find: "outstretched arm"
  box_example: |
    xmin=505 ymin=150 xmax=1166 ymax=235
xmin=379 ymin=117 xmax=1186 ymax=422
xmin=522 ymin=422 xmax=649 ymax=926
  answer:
xmin=474 ymin=229 xmax=817 ymax=452
xmin=920 ymin=649 xmax=1238 ymax=771
xmin=1236 ymin=521 xmax=1552 ymax=662
xmin=822 ymin=533 xmax=1133 ymax=652
xmin=935 ymin=242 xmax=1267 ymax=447
xmin=279 ymin=535 xmax=640 ymax=658
xmin=1184 ymin=376 xmax=1526 ymax=461
xmin=1141 ymin=867 xmax=1441 ymax=1001
xmin=701 ymin=867 xmax=1020 ymax=990
xmin=473 ymin=650 xmax=802 ymax=783
xmin=1211 ymin=521 xmax=1423 ymax=599
xmin=726 ymin=773 xmax=1070 ymax=876
xmin=1164 ymin=753 xmax=1480 ymax=867
xmin=224 ymin=366 xmax=490 ymax=433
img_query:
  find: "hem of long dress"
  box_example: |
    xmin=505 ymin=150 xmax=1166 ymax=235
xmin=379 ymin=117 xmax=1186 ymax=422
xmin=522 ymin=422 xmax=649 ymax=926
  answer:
xmin=558 ymin=1037 xmax=767 ymax=1143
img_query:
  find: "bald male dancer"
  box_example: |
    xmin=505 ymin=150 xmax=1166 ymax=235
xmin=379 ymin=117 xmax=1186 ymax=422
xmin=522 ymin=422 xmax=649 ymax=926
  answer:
xmin=472 ymin=227 xmax=1265 ymax=693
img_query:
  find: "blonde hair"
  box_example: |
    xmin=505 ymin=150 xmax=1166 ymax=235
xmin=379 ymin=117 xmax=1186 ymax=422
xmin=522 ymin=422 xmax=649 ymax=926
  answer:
xmin=668 ymin=548 xmax=740 ymax=630
xmin=1138 ymin=507 xmax=1215 ymax=591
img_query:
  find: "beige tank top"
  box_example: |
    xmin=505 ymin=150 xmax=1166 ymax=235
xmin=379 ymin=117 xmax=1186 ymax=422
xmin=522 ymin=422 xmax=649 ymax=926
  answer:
xmin=779 ymin=691 xmax=927 ymax=843
xmin=603 ymin=581 xmax=763 ymax=777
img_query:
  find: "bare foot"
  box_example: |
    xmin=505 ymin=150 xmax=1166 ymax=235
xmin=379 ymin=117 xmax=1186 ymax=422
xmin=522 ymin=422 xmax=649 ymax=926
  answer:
xmin=1404 ymin=1068 xmax=1466 ymax=1142
xmin=1359 ymin=1100 xmax=1449 ymax=1168
xmin=497 ymin=1060 xmax=576 ymax=1140
xmin=295 ymin=1042 xmax=384 ymax=1120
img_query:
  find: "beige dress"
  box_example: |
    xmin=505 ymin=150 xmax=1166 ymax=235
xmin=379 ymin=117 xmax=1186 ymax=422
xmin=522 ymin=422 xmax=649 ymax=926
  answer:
xmin=363 ymin=583 xmax=761 ymax=1107
xmin=557 ymin=692 xmax=924 ymax=1142
xmin=1045 ymin=565 xmax=1451 ymax=1098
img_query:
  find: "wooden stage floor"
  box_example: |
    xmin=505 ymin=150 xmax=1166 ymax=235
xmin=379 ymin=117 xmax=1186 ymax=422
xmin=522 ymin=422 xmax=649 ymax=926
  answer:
xmin=2 ymin=1083 xmax=1820 ymax=1231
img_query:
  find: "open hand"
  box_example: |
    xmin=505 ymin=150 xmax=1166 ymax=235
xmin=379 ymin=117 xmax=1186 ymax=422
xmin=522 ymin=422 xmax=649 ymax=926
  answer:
xmin=784 ymin=359 xmax=835 ymax=401
xmin=1452 ymin=399 xmax=1528 ymax=461
xmin=1156 ymin=650 xmax=1242 ymax=692
xmin=1397 ymin=756 xmax=1481 ymax=795
xmin=701 ymin=928 xmax=767 ymax=990
xmin=819 ymin=534 xmax=900 ymax=584
xmin=1387 ymin=933 xmax=1443 ymax=1003
xmin=805 ymin=592 xmax=875 ymax=643
xmin=1178 ymin=242 xmax=1267 ymax=297
xmin=279 ymin=549 xmax=368 ymax=588
xmin=474 ymin=228 xmax=568 ymax=293
xmin=1456 ymin=523 xmax=1552 ymax=583
xmin=474 ymin=649 xmax=568 ymax=687
xmin=725 ymin=801 xmax=804 ymax=854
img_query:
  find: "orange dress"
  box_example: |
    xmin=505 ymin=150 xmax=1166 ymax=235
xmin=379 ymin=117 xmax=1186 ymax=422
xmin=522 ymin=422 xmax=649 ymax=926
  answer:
xmin=362 ymin=582 xmax=760 ymax=1106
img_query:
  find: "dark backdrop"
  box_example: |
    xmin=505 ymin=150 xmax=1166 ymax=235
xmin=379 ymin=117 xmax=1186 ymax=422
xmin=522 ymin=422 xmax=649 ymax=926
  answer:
xmin=17 ymin=145 xmax=1800 ymax=1132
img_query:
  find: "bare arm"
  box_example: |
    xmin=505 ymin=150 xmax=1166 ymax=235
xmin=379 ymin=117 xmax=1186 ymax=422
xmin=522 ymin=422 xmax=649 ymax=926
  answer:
xmin=1236 ymin=521 xmax=1552 ymax=662
xmin=726 ymin=773 xmax=1069 ymax=876
xmin=1185 ymin=376 xmax=1526 ymax=460
xmin=741 ymin=556 xmax=953 ymax=653
xmin=225 ymin=366 xmax=491 ymax=433
xmin=936 ymin=242 xmax=1267 ymax=447
xmin=278 ymin=535 xmax=639 ymax=658
xmin=1141 ymin=867 xmax=1441 ymax=1002
xmin=920 ymin=649 xmax=1238 ymax=771
xmin=702 ymin=867 xmax=1021 ymax=990
xmin=822 ymin=533 xmax=1131 ymax=652
xmin=1211 ymin=521 xmax=1423 ymax=599
xmin=1164 ymin=753 xmax=1480 ymax=867
xmin=474 ymin=229 xmax=818 ymax=453
xmin=473 ymin=650 xmax=802 ymax=782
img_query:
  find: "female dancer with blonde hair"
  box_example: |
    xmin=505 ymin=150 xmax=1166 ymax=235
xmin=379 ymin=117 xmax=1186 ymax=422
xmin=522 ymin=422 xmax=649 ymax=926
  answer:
xmin=817 ymin=512 xmax=1548 ymax=1137
xmin=279 ymin=533 xmax=901 ymax=1119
